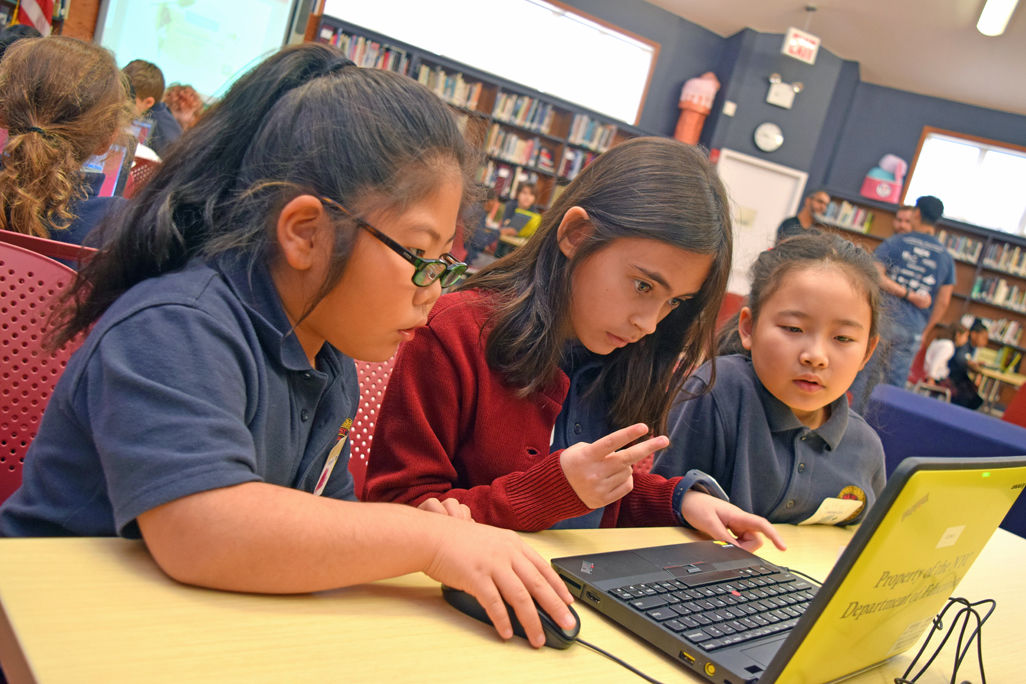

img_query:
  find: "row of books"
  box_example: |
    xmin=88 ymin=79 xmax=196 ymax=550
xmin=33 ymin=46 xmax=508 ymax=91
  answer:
xmin=971 ymin=276 xmax=1026 ymax=312
xmin=936 ymin=229 xmax=983 ymax=263
xmin=320 ymin=30 xmax=411 ymax=75
xmin=416 ymin=65 xmax=483 ymax=110
xmin=485 ymin=124 xmax=542 ymax=168
xmin=982 ymin=241 xmax=1026 ymax=277
xmin=491 ymin=93 xmax=558 ymax=135
xmin=568 ymin=114 xmax=616 ymax=152
xmin=819 ymin=201 xmax=874 ymax=232
xmin=558 ymin=148 xmax=596 ymax=181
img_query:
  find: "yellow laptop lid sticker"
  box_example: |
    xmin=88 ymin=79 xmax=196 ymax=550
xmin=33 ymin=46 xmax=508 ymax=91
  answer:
xmin=775 ymin=467 xmax=1024 ymax=683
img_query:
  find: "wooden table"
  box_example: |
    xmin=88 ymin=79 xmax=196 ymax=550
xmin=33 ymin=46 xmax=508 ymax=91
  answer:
xmin=973 ymin=365 xmax=1026 ymax=413
xmin=1 ymin=525 xmax=1022 ymax=683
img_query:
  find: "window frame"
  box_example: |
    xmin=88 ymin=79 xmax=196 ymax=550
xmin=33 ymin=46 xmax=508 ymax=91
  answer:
xmin=903 ymin=126 xmax=1026 ymax=236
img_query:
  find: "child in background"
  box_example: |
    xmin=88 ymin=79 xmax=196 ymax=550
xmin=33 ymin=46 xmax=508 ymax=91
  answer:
xmin=946 ymin=320 xmax=988 ymax=409
xmin=163 ymin=83 xmax=204 ymax=130
xmin=463 ymin=187 xmax=503 ymax=266
xmin=365 ymin=137 xmax=784 ymax=552
xmin=0 ymin=37 xmax=129 ymax=245
xmin=652 ymin=232 xmax=886 ymax=526
xmin=923 ymin=323 xmax=960 ymax=382
xmin=0 ymin=44 xmax=575 ymax=648
xmin=500 ymin=181 xmax=541 ymax=238
xmin=122 ymin=59 xmax=182 ymax=155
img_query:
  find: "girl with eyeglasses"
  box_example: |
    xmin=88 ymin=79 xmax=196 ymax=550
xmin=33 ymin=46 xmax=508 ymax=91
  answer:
xmin=364 ymin=137 xmax=784 ymax=553
xmin=0 ymin=44 xmax=577 ymax=648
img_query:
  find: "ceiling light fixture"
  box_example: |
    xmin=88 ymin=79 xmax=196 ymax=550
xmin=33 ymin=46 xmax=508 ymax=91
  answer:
xmin=977 ymin=0 xmax=1019 ymax=36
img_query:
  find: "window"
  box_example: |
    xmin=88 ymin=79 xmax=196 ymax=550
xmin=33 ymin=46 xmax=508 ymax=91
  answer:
xmin=904 ymin=127 xmax=1026 ymax=236
xmin=321 ymin=0 xmax=658 ymax=124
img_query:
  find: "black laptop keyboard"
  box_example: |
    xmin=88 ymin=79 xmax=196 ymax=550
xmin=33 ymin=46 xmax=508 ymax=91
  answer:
xmin=608 ymin=564 xmax=818 ymax=652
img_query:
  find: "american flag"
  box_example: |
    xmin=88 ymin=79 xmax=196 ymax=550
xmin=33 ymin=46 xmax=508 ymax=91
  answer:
xmin=15 ymin=0 xmax=55 ymax=37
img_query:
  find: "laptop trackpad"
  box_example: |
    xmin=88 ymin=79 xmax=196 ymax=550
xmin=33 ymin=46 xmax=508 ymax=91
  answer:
xmin=741 ymin=636 xmax=787 ymax=667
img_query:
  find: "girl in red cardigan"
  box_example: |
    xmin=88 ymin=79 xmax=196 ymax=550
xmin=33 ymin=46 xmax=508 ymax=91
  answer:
xmin=365 ymin=138 xmax=784 ymax=552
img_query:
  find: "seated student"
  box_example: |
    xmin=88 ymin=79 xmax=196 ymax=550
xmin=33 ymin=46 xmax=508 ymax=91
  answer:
xmin=651 ymin=233 xmax=886 ymax=526
xmin=0 ymin=23 xmax=40 ymax=61
xmin=163 ymin=83 xmax=204 ymax=131
xmin=0 ymin=44 xmax=575 ymax=649
xmin=122 ymin=59 xmax=182 ymax=156
xmin=364 ymin=137 xmax=784 ymax=552
xmin=463 ymin=187 xmax=503 ymax=265
xmin=946 ymin=320 xmax=988 ymax=409
xmin=923 ymin=323 xmax=961 ymax=382
xmin=0 ymin=36 xmax=129 ymax=247
xmin=500 ymin=181 xmax=541 ymax=238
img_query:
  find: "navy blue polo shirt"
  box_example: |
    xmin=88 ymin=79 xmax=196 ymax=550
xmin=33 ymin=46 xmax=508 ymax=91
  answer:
xmin=652 ymin=355 xmax=885 ymax=525
xmin=0 ymin=252 xmax=358 ymax=538
xmin=549 ymin=345 xmax=609 ymax=528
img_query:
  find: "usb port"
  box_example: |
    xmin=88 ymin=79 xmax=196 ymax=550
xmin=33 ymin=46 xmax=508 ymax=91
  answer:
xmin=678 ymin=650 xmax=696 ymax=665
xmin=584 ymin=591 xmax=601 ymax=604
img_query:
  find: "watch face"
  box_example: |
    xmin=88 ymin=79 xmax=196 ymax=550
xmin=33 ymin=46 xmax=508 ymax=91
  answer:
xmin=754 ymin=122 xmax=784 ymax=152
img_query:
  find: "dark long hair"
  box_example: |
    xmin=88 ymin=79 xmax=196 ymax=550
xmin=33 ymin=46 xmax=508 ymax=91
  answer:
xmin=465 ymin=138 xmax=732 ymax=433
xmin=718 ymin=231 xmax=883 ymax=356
xmin=53 ymin=43 xmax=476 ymax=347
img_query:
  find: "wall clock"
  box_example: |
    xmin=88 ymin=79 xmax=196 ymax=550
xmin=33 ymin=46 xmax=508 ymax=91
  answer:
xmin=753 ymin=122 xmax=784 ymax=152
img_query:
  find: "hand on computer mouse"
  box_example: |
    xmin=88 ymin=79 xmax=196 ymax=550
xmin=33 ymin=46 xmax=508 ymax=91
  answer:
xmin=421 ymin=521 xmax=575 ymax=648
xmin=442 ymin=585 xmax=581 ymax=649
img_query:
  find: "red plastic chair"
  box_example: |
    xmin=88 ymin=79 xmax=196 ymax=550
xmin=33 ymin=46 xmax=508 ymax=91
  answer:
xmin=124 ymin=157 xmax=160 ymax=199
xmin=0 ymin=229 xmax=97 ymax=265
xmin=349 ymin=356 xmax=397 ymax=498
xmin=1001 ymin=384 xmax=1026 ymax=428
xmin=0 ymin=242 xmax=84 ymax=503
xmin=715 ymin=292 xmax=744 ymax=332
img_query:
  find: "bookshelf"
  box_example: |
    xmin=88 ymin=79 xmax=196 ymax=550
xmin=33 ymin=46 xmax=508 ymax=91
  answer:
xmin=815 ymin=191 xmax=1026 ymax=372
xmin=315 ymin=16 xmax=649 ymax=210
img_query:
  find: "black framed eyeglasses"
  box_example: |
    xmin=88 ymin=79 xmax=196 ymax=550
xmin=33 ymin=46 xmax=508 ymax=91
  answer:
xmin=318 ymin=196 xmax=468 ymax=288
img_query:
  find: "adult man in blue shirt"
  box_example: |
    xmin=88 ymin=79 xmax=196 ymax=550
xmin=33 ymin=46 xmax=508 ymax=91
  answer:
xmin=849 ymin=195 xmax=955 ymax=412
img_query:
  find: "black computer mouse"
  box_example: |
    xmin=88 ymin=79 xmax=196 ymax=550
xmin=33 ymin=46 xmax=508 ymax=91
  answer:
xmin=440 ymin=585 xmax=580 ymax=649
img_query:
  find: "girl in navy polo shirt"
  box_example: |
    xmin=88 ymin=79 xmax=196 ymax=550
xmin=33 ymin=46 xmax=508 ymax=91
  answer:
xmin=364 ymin=137 xmax=785 ymax=552
xmin=652 ymin=232 xmax=887 ymax=526
xmin=0 ymin=44 xmax=575 ymax=648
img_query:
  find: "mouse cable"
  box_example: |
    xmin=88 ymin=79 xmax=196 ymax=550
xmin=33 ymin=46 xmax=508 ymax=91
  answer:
xmin=576 ymin=636 xmax=666 ymax=684
xmin=892 ymin=595 xmax=996 ymax=684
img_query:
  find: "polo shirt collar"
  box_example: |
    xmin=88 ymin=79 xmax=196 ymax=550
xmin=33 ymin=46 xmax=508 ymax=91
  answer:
xmin=756 ymin=372 xmax=849 ymax=450
xmin=212 ymin=251 xmax=315 ymax=372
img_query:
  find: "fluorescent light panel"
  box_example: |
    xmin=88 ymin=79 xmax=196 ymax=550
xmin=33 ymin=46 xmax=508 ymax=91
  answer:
xmin=977 ymin=0 xmax=1019 ymax=36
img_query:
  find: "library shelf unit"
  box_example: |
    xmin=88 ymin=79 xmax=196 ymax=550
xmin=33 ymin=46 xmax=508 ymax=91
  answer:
xmin=815 ymin=190 xmax=1026 ymax=364
xmin=314 ymin=15 xmax=651 ymax=210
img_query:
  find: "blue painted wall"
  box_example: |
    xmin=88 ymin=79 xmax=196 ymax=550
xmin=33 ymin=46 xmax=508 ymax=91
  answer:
xmin=706 ymin=31 xmax=844 ymax=172
xmin=548 ymin=3 xmax=1026 ymax=201
xmin=825 ymin=83 xmax=1026 ymax=194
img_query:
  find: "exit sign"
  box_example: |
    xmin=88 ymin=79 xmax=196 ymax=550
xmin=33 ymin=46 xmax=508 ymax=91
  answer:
xmin=782 ymin=27 xmax=820 ymax=65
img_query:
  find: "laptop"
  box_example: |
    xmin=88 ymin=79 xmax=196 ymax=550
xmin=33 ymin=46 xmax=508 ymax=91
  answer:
xmin=551 ymin=456 xmax=1026 ymax=683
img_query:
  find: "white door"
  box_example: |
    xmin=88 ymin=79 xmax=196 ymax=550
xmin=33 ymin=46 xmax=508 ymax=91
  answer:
xmin=715 ymin=148 xmax=808 ymax=294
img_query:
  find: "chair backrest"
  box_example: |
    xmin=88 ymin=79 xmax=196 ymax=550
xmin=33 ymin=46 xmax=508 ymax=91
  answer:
xmin=0 ymin=230 xmax=97 ymax=265
xmin=1001 ymin=383 xmax=1026 ymax=428
xmin=0 ymin=242 xmax=83 ymax=503
xmin=350 ymin=356 xmax=397 ymax=498
xmin=124 ymin=157 xmax=160 ymax=199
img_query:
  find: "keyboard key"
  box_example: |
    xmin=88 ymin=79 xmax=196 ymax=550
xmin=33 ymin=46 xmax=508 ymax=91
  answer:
xmin=630 ymin=595 xmax=668 ymax=611
xmin=684 ymin=630 xmax=711 ymax=643
xmin=646 ymin=608 xmax=678 ymax=622
xmin=664 ymin=619 xmax=687 ymax=633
